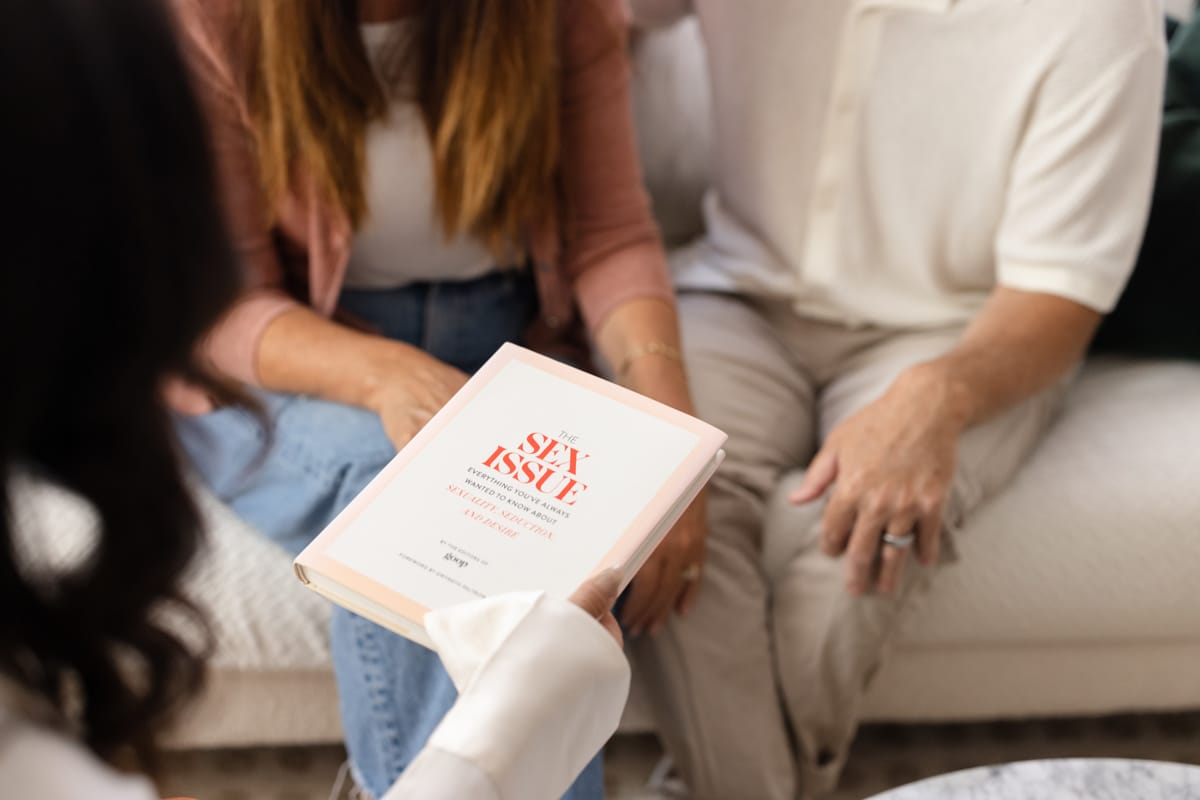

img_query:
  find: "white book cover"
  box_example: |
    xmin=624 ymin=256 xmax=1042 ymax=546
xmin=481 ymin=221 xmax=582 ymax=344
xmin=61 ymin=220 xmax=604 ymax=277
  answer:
xmin=294 ymin=343 xmax=726 ymax=648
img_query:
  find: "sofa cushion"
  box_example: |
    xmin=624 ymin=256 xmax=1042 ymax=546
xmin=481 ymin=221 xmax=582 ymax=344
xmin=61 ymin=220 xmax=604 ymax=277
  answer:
xmin=10 ymin=476 xmax=331 ymax=675
xmin=892 ymin=358 xmax=1200 ymax=647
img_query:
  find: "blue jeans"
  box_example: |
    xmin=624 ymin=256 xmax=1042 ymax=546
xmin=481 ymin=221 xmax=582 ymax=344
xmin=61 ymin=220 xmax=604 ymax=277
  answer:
xmin=176 ymin=272 xmax=604 ymax=800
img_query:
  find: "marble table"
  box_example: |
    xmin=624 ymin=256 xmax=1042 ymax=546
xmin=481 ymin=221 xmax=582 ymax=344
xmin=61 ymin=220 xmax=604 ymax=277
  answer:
xmin=867 ymin=759 xmax=1200 ymax=799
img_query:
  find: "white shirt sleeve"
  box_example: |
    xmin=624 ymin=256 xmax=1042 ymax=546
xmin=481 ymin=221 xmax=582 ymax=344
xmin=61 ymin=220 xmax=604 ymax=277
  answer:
xmin=995 ymin=21 xmax=1166 ymax=313
xmin=382 ymin=592 xmax=631 ymax=800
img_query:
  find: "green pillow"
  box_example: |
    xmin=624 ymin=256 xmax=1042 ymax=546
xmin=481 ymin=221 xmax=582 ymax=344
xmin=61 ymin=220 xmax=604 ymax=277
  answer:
xmin=1093 ymin=18 xmax=1200 ymax=359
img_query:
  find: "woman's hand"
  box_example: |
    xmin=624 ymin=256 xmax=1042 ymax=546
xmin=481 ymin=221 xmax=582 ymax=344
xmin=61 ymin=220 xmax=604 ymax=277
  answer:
xmin=258 ymin=307 xmax=468 ymax=450
xmin=593 ymin=298 xmax=708 ymax=637
xmin=364 ymin=347 xmax=469 ymax=450
xmin=620 ymin=492 xmax=706 ymax=637
xmin=569 ymin=568 xmax=625 ymax=646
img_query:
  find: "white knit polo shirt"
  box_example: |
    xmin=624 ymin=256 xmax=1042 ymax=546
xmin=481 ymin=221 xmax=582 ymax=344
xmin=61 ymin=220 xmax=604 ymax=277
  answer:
xmin=634 ymin=0 xmax=1167 ymax=327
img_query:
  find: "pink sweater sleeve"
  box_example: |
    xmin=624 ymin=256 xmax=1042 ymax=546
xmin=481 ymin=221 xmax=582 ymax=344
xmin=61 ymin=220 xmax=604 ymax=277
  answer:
xmin=559 ymin=0 xmax=676 ymax=335
xmin=172 ymin=0 xmax=301 ymax=386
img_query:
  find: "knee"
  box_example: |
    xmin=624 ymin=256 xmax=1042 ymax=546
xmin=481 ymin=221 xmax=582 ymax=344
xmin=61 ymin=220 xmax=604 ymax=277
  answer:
xmin=273 ymin=396 xmax=396 ymax=490
xmin=760 ymin=470 xmax=824 ymax=578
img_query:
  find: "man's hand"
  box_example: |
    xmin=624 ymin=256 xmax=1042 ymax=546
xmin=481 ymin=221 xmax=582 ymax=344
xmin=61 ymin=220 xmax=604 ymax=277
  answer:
xmin=788 ymin=289 xmax=1102 ymax=597
xmin=620 ymin=492 xmax=707 ymax=636
xmin=789 ymin=365 xmax=966 ymax=595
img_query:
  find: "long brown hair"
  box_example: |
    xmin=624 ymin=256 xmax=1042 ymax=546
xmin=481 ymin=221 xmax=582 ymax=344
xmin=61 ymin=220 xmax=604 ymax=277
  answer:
xmin=243 ymin=0 xmax=562 ymax=255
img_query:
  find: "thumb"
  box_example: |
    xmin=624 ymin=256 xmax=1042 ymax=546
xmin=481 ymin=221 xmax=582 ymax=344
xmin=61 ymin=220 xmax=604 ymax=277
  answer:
xmin=569 ymin=567 xmax=624 ymax=620
xmin=790 ymin=448 xmax=838 ymax=505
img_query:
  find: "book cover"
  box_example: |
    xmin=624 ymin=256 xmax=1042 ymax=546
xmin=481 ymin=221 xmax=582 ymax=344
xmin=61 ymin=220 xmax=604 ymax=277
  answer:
xmin=293 ymin=343 xmax=726 ymax=647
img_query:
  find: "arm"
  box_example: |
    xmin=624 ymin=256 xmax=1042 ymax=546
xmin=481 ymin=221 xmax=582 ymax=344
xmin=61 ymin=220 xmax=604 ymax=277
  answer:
xmin=793 ymin=288 xmax=1099 ymax=588
xmin=793 ymin=24 xmax=1166 ymax=596
xmin=912 ymin=289 xmax=1101 ymax=431
xmin=557 ymin=0 xmax=704 ymax=635
xmin=257 ymin=308 xmax=468 ymax=449
xmin=172 ymin=0 xmax=304 ymax=386
xmin=174 ymin=0 xmax=467 ymax=441
xmin=383 ymin=573 xmax=628 ymax=800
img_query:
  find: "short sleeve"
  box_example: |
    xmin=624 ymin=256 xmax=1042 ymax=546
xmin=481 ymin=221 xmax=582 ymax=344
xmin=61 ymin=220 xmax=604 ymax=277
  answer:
xmin=996 ymin=38 xmax=1166 ymax=312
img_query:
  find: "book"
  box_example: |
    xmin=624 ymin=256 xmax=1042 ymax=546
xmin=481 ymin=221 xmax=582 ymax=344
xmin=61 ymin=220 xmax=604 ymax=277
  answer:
xmin=293 ymin=343 xmax=727 ymax=648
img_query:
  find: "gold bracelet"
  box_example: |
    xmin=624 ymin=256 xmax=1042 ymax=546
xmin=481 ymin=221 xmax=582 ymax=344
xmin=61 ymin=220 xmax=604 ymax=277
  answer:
xmin=617 ymin=340 xmax=684 ymax=376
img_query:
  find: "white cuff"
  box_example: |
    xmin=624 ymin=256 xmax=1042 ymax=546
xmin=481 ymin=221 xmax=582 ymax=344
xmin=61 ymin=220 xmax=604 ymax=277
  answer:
xmin=422 ymin=592 xmax=631 ymax=800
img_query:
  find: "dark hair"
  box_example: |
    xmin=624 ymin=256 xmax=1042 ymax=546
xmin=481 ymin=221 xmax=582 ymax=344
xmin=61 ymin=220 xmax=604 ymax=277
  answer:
xmin=0 ymin=0 xmax=241 ymax=768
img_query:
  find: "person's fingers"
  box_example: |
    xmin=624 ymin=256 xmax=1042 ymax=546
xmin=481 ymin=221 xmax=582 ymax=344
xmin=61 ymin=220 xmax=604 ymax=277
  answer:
xmin=821 ymin=488 xmax=857 ymax=557
xmin=790 ymin=448 xmax=838 ymax=505
xmin=619 ymin=556 xmax=665 ymax=635
xmin=645 ymin=565 xmax=685 ymax=637
xmin=845 ymin=502 xmax=886 ymax=595
xmin=669 ymin=498 xmax=707 ymax=617
xmin=876 ymin=515 xmax=914 ymax=595
xmin=916 ymin=491 xmax=945 ymax=567
xmin=676 ymin=557 xmax=703 ymax=615
xmin=570 ymin=568 xmax=624 ymax=620
xmin=626 ymin=540 xmax=685 ymax=636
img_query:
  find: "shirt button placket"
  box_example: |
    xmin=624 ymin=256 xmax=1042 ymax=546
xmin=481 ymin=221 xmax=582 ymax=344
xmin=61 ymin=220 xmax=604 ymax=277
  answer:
xmin=803 ymin=10 xmax=866 ymax=287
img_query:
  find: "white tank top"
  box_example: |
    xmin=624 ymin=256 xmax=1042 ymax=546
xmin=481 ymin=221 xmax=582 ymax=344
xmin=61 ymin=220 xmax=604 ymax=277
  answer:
xmin=344 ymin=21 xmax=498 ymax=290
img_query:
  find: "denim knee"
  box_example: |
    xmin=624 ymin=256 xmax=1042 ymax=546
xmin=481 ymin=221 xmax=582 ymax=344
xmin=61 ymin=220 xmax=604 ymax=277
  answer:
xmin=177 ymin=392 xmax=397 ymax=555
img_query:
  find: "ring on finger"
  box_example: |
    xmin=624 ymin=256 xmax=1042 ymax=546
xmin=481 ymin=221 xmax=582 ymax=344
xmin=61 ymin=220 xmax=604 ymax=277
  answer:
xmin=881 ymin=532 xmax=916 ymax=550
xmin=680 ymin=564 xmax=701 ymax=582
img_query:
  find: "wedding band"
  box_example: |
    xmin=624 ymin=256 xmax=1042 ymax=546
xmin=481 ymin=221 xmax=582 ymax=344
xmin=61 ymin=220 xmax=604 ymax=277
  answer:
xmin=680 ymin=564 xmax=701 ymax=582
xmin=882 ymin=532 xmax=916 ymax=550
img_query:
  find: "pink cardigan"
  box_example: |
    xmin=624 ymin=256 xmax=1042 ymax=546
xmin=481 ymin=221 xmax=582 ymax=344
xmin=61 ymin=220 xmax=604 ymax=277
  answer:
xmin=172 ymin=0 xmax=673 ymax=387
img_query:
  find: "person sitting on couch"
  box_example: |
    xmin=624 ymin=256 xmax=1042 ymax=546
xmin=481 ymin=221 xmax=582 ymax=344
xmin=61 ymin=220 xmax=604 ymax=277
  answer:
xmin=627 ymin=1 xmax=1166 ymax=798
xmin=0 ymin=1 xmax=630 ymax=798
xmin=169 ymin=1 xmax=704 ymax=797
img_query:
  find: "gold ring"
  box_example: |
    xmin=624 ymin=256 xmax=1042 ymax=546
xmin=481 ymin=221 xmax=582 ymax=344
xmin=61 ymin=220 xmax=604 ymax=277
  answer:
xmin=680 ymin=564 xmax=701 ymax=582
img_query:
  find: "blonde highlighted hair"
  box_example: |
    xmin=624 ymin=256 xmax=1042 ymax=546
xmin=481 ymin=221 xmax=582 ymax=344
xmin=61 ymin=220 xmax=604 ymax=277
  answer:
xmin=242 ymin=0 xmax=562 ymax=255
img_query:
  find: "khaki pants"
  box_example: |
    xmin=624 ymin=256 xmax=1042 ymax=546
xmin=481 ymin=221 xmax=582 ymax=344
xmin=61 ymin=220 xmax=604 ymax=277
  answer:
xmin=630 ymin=292 xmax=1064 ymax=800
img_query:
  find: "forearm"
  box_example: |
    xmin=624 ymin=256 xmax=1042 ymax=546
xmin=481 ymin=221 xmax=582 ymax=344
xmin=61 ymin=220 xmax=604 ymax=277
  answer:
xmin=909 ymin=287 xmax=1102 ymax=429
xmin=593 ymin=297 xmax=695 ymax=415
xmin=256 ymin=306 xmax=429 ymax=411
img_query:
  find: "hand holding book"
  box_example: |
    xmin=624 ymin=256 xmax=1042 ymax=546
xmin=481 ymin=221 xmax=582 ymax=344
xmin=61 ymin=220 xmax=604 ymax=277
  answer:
xmin=569 ymin=568 xmax=624 ymax=646
xmin=294 ymin=344 xmax=726 ymax=648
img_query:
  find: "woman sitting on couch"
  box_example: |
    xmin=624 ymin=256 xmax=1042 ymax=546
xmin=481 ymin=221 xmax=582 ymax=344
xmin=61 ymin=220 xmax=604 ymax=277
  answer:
xmin=169 ymin=2 xmax=702 ymax=794
xmin=0 ymin=0 xmax=630 ymax=798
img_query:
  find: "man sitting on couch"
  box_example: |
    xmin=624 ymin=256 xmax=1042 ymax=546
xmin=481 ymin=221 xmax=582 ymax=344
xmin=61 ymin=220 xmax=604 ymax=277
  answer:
xmin=627 ymin=1 xmax=1166 ymax=798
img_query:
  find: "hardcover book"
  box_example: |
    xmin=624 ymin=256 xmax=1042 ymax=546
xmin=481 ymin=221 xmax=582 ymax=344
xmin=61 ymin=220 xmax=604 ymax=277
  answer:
xmin=293 ymin=343 xmax=727 ymax=648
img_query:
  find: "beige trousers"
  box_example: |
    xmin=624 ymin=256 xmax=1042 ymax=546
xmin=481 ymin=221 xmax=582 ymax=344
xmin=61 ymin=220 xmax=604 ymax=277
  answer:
xmin=630 ymin=292 xmax=1065 ymax=800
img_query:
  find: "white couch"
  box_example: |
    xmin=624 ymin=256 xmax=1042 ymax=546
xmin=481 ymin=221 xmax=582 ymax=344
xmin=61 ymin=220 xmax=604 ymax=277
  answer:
xmin=19 ymin=18 xmax=1200 ymax=751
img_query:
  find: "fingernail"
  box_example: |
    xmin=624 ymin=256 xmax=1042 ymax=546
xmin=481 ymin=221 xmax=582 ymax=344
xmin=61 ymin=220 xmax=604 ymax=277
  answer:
xmin=593 ymin=566 xmax=623 ymax=595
